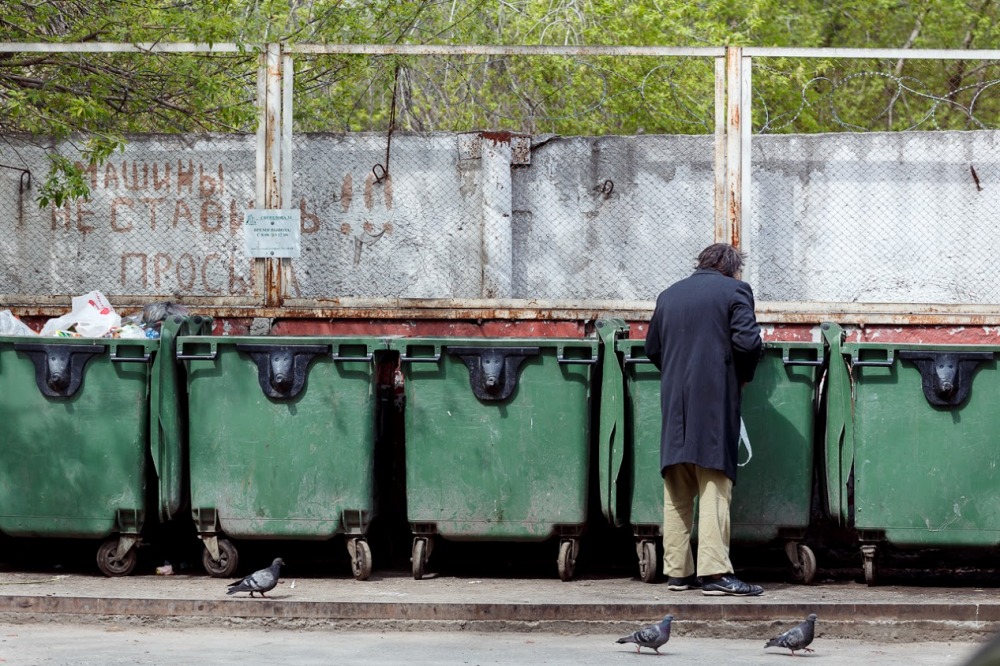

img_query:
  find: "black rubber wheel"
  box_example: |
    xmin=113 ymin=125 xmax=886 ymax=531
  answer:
xmin=791 ymin=544 xmax=817 ymax=584
xmin=97 ymin=538 xmax=138 ymax=577
xmin=202 ymin=538 xmax=239 ymax=578
xmin=638 ymin=540 xmax=658 ymax=584
xmin=411 ymin=538 xmax=426 ymax=580
xmin=351 ymin=540 xmax=372 ymax=581
xmin=863 ymin=553 xmax=877 ymax=586
xmin=557 ymin=540 xmax=576 ymax=581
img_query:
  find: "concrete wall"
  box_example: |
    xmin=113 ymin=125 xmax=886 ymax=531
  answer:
xmin=749 ymin=131 xmax=1000 ymax=305
xmin=0 ymin=130 xmax=996 ymax=306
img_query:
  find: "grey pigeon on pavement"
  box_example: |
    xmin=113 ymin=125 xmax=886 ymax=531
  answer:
xmin=616 ymin=614 xmax=673 ymax=654
xmin=226 ymin=557 xmax=284 ymax=598
xmin=765 ymin=613 xmax=817 ymax=656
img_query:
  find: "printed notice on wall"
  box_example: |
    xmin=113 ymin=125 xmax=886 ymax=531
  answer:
xmin=243 ymin=209 xmax=301 ymax=258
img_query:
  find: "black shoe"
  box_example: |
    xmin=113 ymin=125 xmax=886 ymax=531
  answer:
xmin=701 ymin=574 xmax=763 ymax=596
xmin=666 ymin=575 xmax=701 ymax=591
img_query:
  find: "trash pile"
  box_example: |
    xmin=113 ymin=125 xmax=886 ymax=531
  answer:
xmin=0 ymin=291 xmax=190 ymax=339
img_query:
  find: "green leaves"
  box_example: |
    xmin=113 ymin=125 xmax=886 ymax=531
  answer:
xmin=4 ymin=0 xmax=1000 ymax=207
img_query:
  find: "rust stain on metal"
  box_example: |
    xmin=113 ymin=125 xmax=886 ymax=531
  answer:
xmin=480 ymin=131 xmax=514 ymax=143
xmin=271 ymin=319 xmax=588 ymax=338
xmin=763 ymin=325 xmax=817 ymax=342
xmin=264 ymin=259 xmax=281 ymax=307
xmin=848 ymin=325 xmax=1000 ymax=345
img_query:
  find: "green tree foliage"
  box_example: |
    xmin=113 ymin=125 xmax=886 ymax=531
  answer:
xmin=3 ymin=0 xmax=1000 ymax=204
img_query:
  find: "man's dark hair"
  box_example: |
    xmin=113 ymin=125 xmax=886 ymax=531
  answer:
xmin=696 ymin=243 xmax=745 ymax=277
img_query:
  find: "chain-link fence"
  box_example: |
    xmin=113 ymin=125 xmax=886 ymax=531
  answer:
xmin=0 ymin=47 xmax=259 ymax=304
xmin=3 ymin=45 xmax=1000 ymax=316
xmin=747 ymin=53 xmax=1000 ymax=305
xmin=286 ymin=51 xmax=719 ymax=302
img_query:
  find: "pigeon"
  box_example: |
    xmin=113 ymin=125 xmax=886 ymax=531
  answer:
xmin=765 ymin=613 xmax=817 ymax=656
xmin=615 ymin=614 xmax=673 ymax=655
xmin=226 ymin=557 xmax=284 ymax=598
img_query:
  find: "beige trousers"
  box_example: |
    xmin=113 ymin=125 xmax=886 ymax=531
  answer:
xmin=661 ymin=463 xmax=734 ymax=578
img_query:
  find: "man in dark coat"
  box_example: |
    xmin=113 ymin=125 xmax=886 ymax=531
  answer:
xmin=644 ymin=243 xmax=764 ymax=597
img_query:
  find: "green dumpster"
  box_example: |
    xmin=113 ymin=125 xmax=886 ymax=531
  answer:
xmin=0 ymin=315 xmax=207 ymax=576
xmin=390 ymin=336 xmax=598 ymax=581
xmin=823 ymin=322 xmax=1000 ymax=585
xmin=596 ymin=320 xmax=823 ymax=583
xmin=178 ymin=335 xmax=382 ymax=580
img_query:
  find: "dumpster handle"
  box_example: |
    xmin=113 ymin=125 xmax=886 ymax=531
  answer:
xmin=109 ymin=350 xmax=152 ymax=364
xmin=781 ymin=349 xmax=824 ymax=366
xmin=851 ymin=350 xmax=895 ymax=367
xmin=557 ymin=352 xmax=597 ymax=365
xmin=623 ymin=356 xmax=652 ymax=365
xmin=399 ymin=351 xmax=441 ymax=363
xmin=176 ymin=349 xmax=218 ymax=361
xmin=331 ymin=352 xmax=374 ymax=363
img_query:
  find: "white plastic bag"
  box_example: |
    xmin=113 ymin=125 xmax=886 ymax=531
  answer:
xmin=0 ymin=310 xmax=38 ymax=336
xmin=41 ymin=291 xmax=122 ymax=338
xmin=737 ymin=418 xmax=753 ymax=467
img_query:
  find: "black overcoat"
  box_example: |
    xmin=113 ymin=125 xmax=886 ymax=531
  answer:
xmin=644 ymin=268 xmax=762 ymax=482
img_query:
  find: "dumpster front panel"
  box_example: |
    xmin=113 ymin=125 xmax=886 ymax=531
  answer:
xmin=621 ymin=341 xmax=821 ymax=543
xmin=0 ymin=337 xmax=155 ymax=538
xmin=848 ymin=343 xmax=1000 ymax=547
xmin=618 ymin=340 xmax=663 ymax=529
xmin=184 ymin=336 xmax=377 ymax=539
xmin=397 ymin=338 xmax=596 ymax=541
xmin=733 ymin=343 xmax=820 ymax=541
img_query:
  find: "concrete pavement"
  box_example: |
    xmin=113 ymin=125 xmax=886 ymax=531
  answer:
xmin=0 ymin=624 xmax=986 ymax=665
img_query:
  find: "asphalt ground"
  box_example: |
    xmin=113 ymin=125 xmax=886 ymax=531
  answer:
xmin=0 ymin=625 xmax=986 ymax=666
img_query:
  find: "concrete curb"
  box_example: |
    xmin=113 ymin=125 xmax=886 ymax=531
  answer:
xmin=0 ymin=596 xmax=996 ymax=641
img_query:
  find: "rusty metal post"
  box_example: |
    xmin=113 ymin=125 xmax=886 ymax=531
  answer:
xmin=724 ymin=46 xmax=744 ymax=250
xmin=739 ymin=50 xmax=753 ymax=271
xmin=713 ymin=55 xmax=727 ymax=242
xmin=262 ymin=42 xmax=284 ymax=307
xmin=279 ymin=49 xmax=295 ymax=300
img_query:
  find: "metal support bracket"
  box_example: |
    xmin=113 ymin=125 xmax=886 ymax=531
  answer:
xmin=341 ymin=509 xmax=370 ymax=536
xmin=115 ymin=534 xmax=139 ymax=560
xmin=201 ymin=534 xmax=220 ymax=562
xmin=193 ymin=507 xmax=220 ymax=559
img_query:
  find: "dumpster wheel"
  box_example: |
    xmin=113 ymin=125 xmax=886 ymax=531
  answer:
xmin=789 ymin=543 xmax=817 ymax=584
xmin=96 ymin=538 xmax=137 ymax=577
xmin=411 ymin=538 xmax=428 ymax=580
xmin=348 ymin=538 xmax=372 ymax=581
xmin=861 ymin=545 xmax=878 ymax=586
xmin=557 ymin=539 xmax=577 ymax=581
xmin=202 ymin=538 xmax=239 ymax=578
xmin=637 ymin=540 xmax=658 ymax=584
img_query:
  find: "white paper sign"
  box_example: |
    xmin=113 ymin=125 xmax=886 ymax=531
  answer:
xmin=243 ymin=209 xmax=301 ymax=258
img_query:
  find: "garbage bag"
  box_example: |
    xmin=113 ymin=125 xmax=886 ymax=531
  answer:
xmin=40 ymin=291 xmax=122 ymax=338
xmin=0 ymin=310 xmax=38 ymax=336
xmin=142 ymin=301 xmax=190 ymax=327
